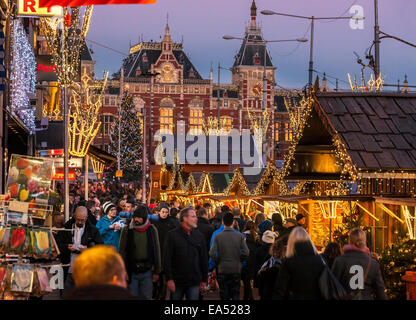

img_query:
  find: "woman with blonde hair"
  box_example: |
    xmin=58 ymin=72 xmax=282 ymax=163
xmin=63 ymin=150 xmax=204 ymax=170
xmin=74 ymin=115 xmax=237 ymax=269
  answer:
xmin=273 ymin=227 xmax=324 ymax=299
xmin=331 ymin=228 xmax=387 ymax=300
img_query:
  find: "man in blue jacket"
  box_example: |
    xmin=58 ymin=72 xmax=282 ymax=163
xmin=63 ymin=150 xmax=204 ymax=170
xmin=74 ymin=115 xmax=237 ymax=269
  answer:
xmin=96 ymin=201 xmax=125 ymax=251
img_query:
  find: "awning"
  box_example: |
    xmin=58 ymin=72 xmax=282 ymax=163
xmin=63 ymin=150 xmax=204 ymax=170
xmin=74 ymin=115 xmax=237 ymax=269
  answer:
xmin=87 ymin=145 xmax=116 ymax=166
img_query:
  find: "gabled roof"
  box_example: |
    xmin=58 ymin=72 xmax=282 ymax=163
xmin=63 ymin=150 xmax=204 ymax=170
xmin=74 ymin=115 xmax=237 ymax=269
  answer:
xmin=317 ymin=92 xmax=416 ymax=171
xmin=283 ymin=88 xmax=416 ymax=182
xmin=254 ymin=162 xmax=289 ymax=196
xmin=233 ymin=34 xmax=273 ymax=68
xmin=119 ymin=44 xmax=202 ymax=80
xmin=80 ymin=43 xmax=93 ymax=61
xmin=223 ymin=167 xmax=251 ymax=196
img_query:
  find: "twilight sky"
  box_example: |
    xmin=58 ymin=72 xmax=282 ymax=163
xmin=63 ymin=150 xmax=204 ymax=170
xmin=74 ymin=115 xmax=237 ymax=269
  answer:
xmin=87 ymin=0 xmax=416 ymax=90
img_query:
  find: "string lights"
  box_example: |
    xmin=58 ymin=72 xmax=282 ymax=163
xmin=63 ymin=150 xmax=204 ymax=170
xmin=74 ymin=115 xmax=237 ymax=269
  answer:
xmin=223 ymin=167 xmax=251 ymax=196
xmin=9 ymin=19 xmax=36 ymax=132
xmin=68 ymin=70 xmax=108 ymax=157
xmin=203 ymin=116 xmax=228 ymax=135
xmin=40 ymin=6 xmax=93 ymax=86
xmin=254 ymin=162 xmax=290 ymax=196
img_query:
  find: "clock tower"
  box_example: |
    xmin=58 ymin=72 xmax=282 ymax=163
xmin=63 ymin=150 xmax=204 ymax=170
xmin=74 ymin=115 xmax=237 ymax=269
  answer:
xmin=231 ymin=0 xmax=276 ymax=111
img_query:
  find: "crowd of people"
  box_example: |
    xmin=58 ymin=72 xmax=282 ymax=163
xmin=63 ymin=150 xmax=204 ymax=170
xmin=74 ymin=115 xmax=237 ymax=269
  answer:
xmin=51 ymin=187 xmax=388 ymax=300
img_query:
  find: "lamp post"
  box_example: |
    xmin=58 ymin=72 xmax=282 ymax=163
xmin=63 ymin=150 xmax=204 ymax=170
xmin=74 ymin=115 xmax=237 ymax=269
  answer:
xmin=261 ymin=10 xmax=364 ymax=89
xmin=223 ymin=36 xmax=307 ymax=110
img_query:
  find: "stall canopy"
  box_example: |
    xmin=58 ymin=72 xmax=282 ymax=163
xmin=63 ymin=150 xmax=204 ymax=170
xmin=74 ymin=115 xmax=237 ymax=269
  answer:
xmin=87 ymin=144 xmax=116 ymax=166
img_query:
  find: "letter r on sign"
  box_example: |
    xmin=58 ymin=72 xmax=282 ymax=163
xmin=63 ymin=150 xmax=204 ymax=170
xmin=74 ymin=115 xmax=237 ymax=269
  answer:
xmin=24 ymin=0 xmax=37 ymax=12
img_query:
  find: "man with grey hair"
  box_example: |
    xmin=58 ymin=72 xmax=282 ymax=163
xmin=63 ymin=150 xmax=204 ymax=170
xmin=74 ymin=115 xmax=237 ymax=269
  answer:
xmin=164 ymin=207 xmax=208 ymax=300
xmin=57 ymin=206 xmax=103 ymax=297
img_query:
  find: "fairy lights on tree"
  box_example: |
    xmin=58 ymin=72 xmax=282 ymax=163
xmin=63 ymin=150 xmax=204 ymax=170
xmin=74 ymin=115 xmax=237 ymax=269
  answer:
xmin=9 ymin=19 xmax=36 ymax=132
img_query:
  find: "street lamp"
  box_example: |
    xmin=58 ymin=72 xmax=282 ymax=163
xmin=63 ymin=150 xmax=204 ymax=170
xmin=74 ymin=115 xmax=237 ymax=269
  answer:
xmin=223 ymin=35 xmax=307 ymax=111
xmin=261 ymin=9 xmax=364 ymax=89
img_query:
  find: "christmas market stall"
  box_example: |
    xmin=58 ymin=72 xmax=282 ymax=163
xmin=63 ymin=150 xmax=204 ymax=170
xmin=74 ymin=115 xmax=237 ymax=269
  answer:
xmin=278 ymin=86 xmax=416 ymax=254
xmin=0 ymin=154 xmax=63 ymax=300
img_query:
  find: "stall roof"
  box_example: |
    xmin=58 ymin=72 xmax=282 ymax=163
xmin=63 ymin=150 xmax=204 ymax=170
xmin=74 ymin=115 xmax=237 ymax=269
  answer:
xmin=260 ymin=194 xmax=375 ymax=203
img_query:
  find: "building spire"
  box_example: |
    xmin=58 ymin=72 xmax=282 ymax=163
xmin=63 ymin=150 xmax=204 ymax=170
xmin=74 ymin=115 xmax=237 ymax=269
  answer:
xmin=250 ymin=0 xmax=257 ymax=29
xmin=162 ymin=13 xmax=172 ymax=51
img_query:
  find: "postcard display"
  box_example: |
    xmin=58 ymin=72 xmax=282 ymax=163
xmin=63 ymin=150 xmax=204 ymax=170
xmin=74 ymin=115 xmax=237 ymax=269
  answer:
xmin=0 ymin=155 xmax=60 ymax=300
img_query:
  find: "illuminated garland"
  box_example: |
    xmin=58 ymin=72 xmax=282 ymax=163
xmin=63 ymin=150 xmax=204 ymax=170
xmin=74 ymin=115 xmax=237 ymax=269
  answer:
xmin=197 ymin=172 xmax=214 ymax=194
xmin=9 ymin=19 xmax=36 ymax=132
xmin=223 ymin=167 xmax=251 ymax=196
xmin=247 ymin=108 xmax=270 ymax=157
xmin=203 ymin=116 xmax=228 ymax=135
xmin=348 ymin=73 xmax=384 ymax=92
xmin=183 ymin=173 xmax=197 ymax=193
xmin=332 ymin=135 xmax=358 ymax=182
xmin=42 ymin=82 xmax=62 ymax=120
xmin=254 ymin=161 xmax=290 ymax=196
xmin=90 ymin=155 xmax=105 ymax=174
xmin=284 ymin=94 xmax=310 ymax=133
xmin=40 ymin=6 xmax=93 ymax=86
xmin=292 ymin=181 xmax=307 ymax=195
xmin=281 ymin=94 xmax=315 ymax=178
xmin=69 ymin=70 xmax=108 ymax=157
xmin=167 ymin=151 xmax=186 ymax=191
xmin=310 ymin=202 xmax=329 ymax=248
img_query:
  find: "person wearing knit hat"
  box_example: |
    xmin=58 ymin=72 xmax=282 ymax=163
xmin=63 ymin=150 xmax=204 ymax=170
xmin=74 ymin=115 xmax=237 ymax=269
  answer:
xmin=119 ymin=205 xmax=161 ymax=300
xmin=258 ymin=220 xmax=273 ymax=235
xmin=96 ymin=201 xmax=126 ymax=251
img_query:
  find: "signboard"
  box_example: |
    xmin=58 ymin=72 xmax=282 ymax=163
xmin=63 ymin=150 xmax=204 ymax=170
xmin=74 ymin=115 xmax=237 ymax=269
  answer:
xmin=116 ymin=170 xmax=123 ymax=178
xmin=52 ymin=168 xmax=76 ymax=181
xmin=36 ymin=56 xmax=58 ymax=82
xmin=18 ymin=0 xmax=63 ymax=17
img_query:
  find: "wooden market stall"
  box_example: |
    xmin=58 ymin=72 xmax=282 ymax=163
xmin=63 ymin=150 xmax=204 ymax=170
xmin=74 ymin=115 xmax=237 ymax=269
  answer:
xmin=277 ymin=86 xmax=416 ymax=252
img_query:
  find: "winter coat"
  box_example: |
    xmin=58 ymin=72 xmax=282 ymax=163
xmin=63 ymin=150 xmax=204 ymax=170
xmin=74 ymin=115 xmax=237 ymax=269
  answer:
xmin=209 ymin=227 xmax=249 ymax=274
xmin=118 ymin=224 xmax=161 ymax=277
xmin=153 ymin=216 xmax=179 ymax=266
xmin=234 ymin=217 xmax=247 ymax=232
xmin=331 ymin=246 xmax=387 ymax=300
xmin=258 ymin=256 xmax=282 ymax=300
xmin=197 ymin=217 xmax=214 ymax=253
xmin=273 ymin=241 xmax=325 ymax=300
xmin=57 ymin=219 xmax=104 ymax=265
xmin=254 ymin=242 xmax=272 ymax=288
xmin=241 ymin=232 xmax=259 ymax=279
xmin=65 ymin=284 xmax=137 ymax=300
xmin=164 ymin=226 xmax=208 ymax=287
xmin=96 ymin=215 xmax=125 ymax=251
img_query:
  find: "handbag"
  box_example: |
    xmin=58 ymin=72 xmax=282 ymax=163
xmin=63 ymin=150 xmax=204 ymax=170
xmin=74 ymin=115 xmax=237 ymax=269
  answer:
xmin=319 ymin=256 xmax=348 ymax=300
xmin=351 ymin=255 xmax=372 ymax=300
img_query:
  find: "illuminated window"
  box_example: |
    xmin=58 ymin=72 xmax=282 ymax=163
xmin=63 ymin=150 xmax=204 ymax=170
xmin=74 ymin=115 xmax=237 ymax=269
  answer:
xmin=284 ymin=122 xmax=293 ymax=141
xmin=160 ymin=108 xmax=173 ymax=134
xmin=275 ymin=122 xmax=279 ymax=142
xmin=100 ymin=114 xmax=114 ymax=136
xmin=189 ymin=109 xmax=203 ymax=134
xmin=221 ymin=116 xmax=233 ymax=131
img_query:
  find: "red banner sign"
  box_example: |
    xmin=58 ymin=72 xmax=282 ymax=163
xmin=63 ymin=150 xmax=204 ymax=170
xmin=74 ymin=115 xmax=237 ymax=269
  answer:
xmin=52 ymin=168 xmax=76 ymax=181
xmin=39 ymin=0 xmax=155 ymax=8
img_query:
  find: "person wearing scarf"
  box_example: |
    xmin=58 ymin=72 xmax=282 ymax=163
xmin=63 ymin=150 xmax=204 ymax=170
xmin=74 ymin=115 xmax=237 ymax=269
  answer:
xmin=331 ymin=228 xmax=387 ymax=300
xmin=119 ymin=205 xmax=161 ymax=300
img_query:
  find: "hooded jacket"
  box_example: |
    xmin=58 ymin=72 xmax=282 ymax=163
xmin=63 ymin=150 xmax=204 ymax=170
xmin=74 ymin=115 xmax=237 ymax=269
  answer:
xmin=331 ymin=245 xmax=387 ymax=300
xmin=96 ymin=215 xmax=125 ymax=250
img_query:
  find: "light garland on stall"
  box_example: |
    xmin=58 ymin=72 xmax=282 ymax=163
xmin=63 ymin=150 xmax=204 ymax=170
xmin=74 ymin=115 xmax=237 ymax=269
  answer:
xmin=254 ymin=162 xmax=290 ymax=196
xmin=247 ymin=108 xmax=270 ymax=160
xmin=197 ymin=172 xmax=214 ymax=194
xmin=9 ymin=19 xmax=36 ymax=132
xmin=183 ymin=173 xmax=198 ymax=193
xmin=223 ymin=167 xmax=251 ymax=196
xmin=90 ymin=155 xmax=105 ymax=174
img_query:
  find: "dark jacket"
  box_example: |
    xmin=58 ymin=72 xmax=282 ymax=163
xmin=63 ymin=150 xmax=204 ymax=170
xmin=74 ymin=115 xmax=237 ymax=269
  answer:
xmin=242 ymin=232 xmax=259 ymax=279
xmin=331 ymin=248 xmax=387 ymax=300
xmin=197 ymin=217 xmax=214 ymax=253
xmin=164 ymin=226 xmax=208 ymax=287
xmin=258 ymin=256 xmax=282 ymax=300
xmin=273 ymin=241 xmax=325 ymax=300
xmin=209 ymin=227 xmax=249 ymax=274
xmin=118 ymin=224 xmax=161 ymax=276
xmin=153 ymin=216 xmax=179 ymax=266
xmin=65 ymin=284 xmax=137 ymax=300
xmin=57 ymin=219 xmax=104 ymax=265
xmin=87 ymin=210 xmax=97 ymax=226
xmin=234 ymin=217 xmax=246 ymax=232
xmin=254 ymin=242 xmax=272 ymax=285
